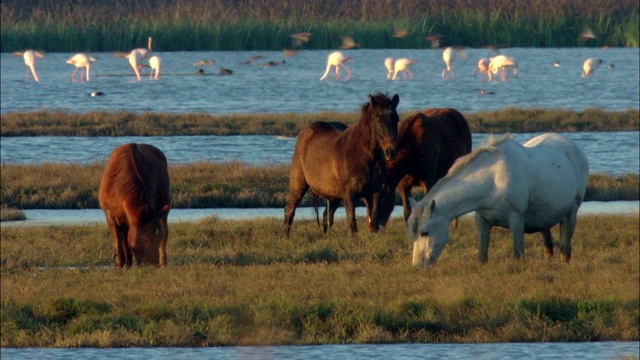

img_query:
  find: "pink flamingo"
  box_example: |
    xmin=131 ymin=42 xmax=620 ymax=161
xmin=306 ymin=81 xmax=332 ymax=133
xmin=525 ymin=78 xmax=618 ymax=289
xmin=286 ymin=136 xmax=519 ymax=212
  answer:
xmin=13 ymin=50 xmax=45 ymax=82
xmin=320 ymin=51 xmax=353 ymax=81
xmin=126 ymin=37 xmax=154 ymax=81
xmin=67 ymin=53 xmax=96 ymax=82
xmin=392 ymin=58 xmax=416 ymax=80
xmin=472 ymin=58 xmax=491 ymax=80
xmin=488 ymin=55 xmax=518 ymax=81
xmin=149 ymin=55 xmax=161 ymax=80
xmin=442 ymin=47 xmax=466 ymax=79
xmin=582 ymin=58 xmax=603 ymax=78
xmin=384 ymin=57 xmax=394 ymax=79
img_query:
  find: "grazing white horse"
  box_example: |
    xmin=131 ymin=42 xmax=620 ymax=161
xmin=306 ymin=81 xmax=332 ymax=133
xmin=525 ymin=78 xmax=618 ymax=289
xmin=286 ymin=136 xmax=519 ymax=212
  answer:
xmin=407 ymin=133 xmax=589 ymax=267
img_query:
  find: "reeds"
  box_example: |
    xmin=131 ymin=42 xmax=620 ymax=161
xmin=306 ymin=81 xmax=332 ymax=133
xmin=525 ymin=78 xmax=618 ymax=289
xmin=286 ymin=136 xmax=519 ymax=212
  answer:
xmin=2 ymin=109 xmax=638 ymax=137
xmin=1 ymin=215 xmax=638 ymax=346
xmin=1 ymin=0 xmax=638 ymax=52
xmin=1 ymin=162 xmax=637 ymax=211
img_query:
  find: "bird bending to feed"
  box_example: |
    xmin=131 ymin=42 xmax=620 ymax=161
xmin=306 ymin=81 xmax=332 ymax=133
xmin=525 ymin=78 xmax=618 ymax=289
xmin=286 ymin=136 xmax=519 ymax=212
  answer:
xmin=320 ymin=51 xmax=352 ymax=81
xmin=582 ymin=58 xmax=603 ymax=78
xmin=149 ymin=55 xmax=161 ymax=80
xmin=90 ymin=91 xmax=105 ymax=96
xmin=13 ymin=50 xmax=45 ymax=82
xmin=219 ymin=67 xmax=233 ymax=75
xmin=442 ymin=47 xmax=466 ymax=79
xmin=384 ymin=58 xmax=394 ymax=79
xmin=488 ymin=55 xmax=518 ymax=81
xmin=67 ymin=53 xmax=96 ymax=82
xmin=472 ymin=58 xmax=490 ymax=80
xmin=392 ymin=58 xmax=416 ymax=80
xmin=126 ymin=37 xmax=154 ymax=81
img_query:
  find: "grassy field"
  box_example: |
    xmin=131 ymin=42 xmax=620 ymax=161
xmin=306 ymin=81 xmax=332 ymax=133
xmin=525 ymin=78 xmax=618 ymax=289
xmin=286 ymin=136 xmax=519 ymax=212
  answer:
xmin=1 ymin=214 xmax=638 ymax=347
xmin=1 ymin=0 xmax=638 ymax=52
xmin=1 ymin=109 xmax=638 ymax=137
xmin=1 ymin=162 xmax=638 ymax=211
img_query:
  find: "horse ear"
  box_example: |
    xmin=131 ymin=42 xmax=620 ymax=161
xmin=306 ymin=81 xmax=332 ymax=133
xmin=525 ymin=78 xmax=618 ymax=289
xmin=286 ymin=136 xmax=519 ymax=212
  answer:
xmin=368 ymin=94 xmax=376 ymax=106
xmin=427 ymin=200 xmax=436 ymax=215
xmin=156 ymin=204 xmax=170 ymax=218
xmin=391 ymin=94 xmax=400 ymax=108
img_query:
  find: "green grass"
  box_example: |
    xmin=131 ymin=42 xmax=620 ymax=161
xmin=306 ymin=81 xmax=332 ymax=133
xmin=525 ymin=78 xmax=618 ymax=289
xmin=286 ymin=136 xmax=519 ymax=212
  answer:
xmin=1 ymin=215 xmax=638 ymax=346
xmin=1 ymin=162 xmax=637 ymax=211
xmin=1 ymin=109 xmax=638 ymax=137
xmin=1 ymin=0 xmax=638 ymax=52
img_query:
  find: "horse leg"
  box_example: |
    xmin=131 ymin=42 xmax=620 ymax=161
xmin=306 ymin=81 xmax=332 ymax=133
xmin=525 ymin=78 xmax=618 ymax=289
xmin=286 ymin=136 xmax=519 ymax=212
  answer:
xmin=368 ymin=193 xmax=382 ymax=232
xmin=284 ymin=180 xmax=309 ymax=237
xmin=508 ymin=212 xmax=525 ymax=260
xmin=108 ymin=221 xmax=125 ymax=268
xmin=342 ymin=196 xmax=358 ymax=235
xmin=120 ymin=224 xmax=133 ymax=268
xmin=322 ymin=199 xmax=340 ymax=234
xmin=399 ymin=185 xmax=412 ymax=222
xmin=159 ymin=218 xmax=168 ymax=267
xmin=559 ymin=208 xmax=579 ymax=263
xmin=541 ymin=229 xmax=554 ymax=260
xmin=474 ymin=213 xmax=492 ymax=263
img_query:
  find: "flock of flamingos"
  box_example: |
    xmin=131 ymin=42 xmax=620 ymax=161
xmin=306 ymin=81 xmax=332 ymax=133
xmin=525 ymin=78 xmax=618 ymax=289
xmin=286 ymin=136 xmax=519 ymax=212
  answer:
xmin=12 ymin=36 xmax=607 ymax=84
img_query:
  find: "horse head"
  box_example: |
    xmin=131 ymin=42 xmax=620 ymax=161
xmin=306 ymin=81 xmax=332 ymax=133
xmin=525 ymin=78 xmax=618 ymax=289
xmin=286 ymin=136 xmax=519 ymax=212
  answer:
xmin=129 ymin=204 xmax=170 ymax=266
xmin=407 ymin=199 xmax=450 ymax=267
xmin=368 ymin=93 xmax=400 ymax=161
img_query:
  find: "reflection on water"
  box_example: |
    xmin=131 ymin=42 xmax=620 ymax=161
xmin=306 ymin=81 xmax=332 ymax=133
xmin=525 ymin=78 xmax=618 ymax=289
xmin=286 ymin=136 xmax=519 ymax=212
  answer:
xmin=2 ymin=201 xmax=638 ymax=227
xmin=1 ymin=341 xmax=638 ymax=359
xmin=1 ymin=132 xmax=638 ymax=176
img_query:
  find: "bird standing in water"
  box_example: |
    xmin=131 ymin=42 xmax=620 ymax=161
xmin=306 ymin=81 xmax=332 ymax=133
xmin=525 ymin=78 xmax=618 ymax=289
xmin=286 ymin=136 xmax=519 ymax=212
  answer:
xmin=320 ymin=51 xmax=353 ymax=81
xmin=14 ymin=50 xmax=45 ymax=82
xmin=67 ymin=53 xmax=96 ymax=82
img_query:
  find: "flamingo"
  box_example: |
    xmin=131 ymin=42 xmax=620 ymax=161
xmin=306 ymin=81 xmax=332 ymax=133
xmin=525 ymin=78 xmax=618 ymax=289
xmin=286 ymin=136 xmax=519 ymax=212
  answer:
xmin=13 ymin=50 xmax=45 ymax=81
xmin=149 ymin=55 xmax=161 ymax=80
xmin=488 ymin=55 xmax=518 ymax=81
xmin=320 ymin=51 xmax=353 ymax=81
xmin=126 ymin=37 xmax=154 ymax=81
xmin=384 ymin=57 xmax=394 ymax=79
xmin=582 ymin=58 xmax=603 ymax=78
xmin=67 ymin=53 xmax=96 ymax=82
xmin=392 ymin=58 xmax=416 ymax=80
xmin=472 ymin=58 xmax=491 ymax=80
xmin=442 ymin=46 xmax=466 ymax=79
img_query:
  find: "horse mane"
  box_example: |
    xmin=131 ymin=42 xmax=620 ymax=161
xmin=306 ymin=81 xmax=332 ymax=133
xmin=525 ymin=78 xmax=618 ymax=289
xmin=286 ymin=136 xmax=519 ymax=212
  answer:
xmin=107 ymin=144 xmax=147 ymax=206
xmin=360 ymin=92 xmax=393 ymax=114
xmin=446 ymin=133 xmax=512 ymax=176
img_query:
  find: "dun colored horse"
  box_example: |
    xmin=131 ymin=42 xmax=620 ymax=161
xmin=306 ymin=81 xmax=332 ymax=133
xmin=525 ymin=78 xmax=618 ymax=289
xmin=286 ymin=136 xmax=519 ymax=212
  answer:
xmin=378 ymin=108 xmax=472 ymax=226
xmin=99 ymin=143 xmax=171 ymax=268
xmin=285 ymin=93 xmax=400 ymax=236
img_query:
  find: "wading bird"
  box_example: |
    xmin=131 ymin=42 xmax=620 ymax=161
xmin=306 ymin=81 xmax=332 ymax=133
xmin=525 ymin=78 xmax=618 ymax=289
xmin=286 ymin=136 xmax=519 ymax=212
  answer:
xmin=67 ymin=53 xmax=96 ymax=82
xmin=13 ymin=50 xmax=45 ymax=81
xmin=320 ymin=51 xmax=353 ymax=81
xmin=149 ymin=55 xmax=161 ymax=80
xmin=582 ymin=58 xmax=603 ymax=78
xmin=392 ymin=58 xmax=416 ymax=80
xmin=488 ymin=55 xmax=518 ymax=82
xmin=442 ymin=47 xmax=466 ymax=79
xmin=384 ymin=58 xmax=394 ymax=79
xmin=472 ymin=58 xmax=491 ymax=80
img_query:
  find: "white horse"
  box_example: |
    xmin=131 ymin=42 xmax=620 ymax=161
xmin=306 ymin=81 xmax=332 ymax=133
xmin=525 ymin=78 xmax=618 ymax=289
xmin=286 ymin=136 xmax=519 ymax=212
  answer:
xmin=407 ymin=133 xmax=589 ymax=267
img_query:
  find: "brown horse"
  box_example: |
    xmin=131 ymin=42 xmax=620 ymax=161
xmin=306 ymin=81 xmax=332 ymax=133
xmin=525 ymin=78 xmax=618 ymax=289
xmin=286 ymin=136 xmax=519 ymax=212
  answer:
xmin=378 ymin=108 xmax=472 ymax=226
xmin=99 ymin=143 xmax=171 ymax=268
xmin=285 ymin=93 xmax=400 ymax=236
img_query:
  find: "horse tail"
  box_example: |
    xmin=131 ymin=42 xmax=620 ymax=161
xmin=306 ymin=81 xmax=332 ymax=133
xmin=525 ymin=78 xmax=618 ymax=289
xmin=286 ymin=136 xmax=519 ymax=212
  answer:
xmin=311 ymin=192 xmax=321 ymax=227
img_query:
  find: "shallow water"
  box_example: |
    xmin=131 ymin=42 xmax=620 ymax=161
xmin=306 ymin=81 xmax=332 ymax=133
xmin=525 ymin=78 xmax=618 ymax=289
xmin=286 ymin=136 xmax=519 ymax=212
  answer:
xmin=1 ymin=132 xmax=638 ymax=176
xmin=2 ymin=201 xmax=637 ymax=228
xmin=1 ymin=341 xmax=638 ymax=360
xmin=2 ymin=48 xmax=638 ymax=115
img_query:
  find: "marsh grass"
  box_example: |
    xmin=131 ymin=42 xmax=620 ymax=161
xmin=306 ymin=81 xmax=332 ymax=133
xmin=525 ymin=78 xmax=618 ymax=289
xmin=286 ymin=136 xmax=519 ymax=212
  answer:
xmin=1 ymin=215 xmax=638 ymax=346
xmin=2 ymin=109 xmax=638 ymax=137
xmin=1 ymin=0 xmax=638 ymax=51
xmin=1 ymin=162 xmax=637 ymax=211
xmin=0 ymin=205 xmax=25 ymax=222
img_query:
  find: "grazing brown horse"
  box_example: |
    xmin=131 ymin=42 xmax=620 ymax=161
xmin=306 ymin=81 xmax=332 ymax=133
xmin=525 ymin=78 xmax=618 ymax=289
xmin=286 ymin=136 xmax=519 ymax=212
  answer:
xmin=285 ymin=93 xmax=400 ymax=236
xmin=99 ymin=143 xmax=171 ymax=268
xmin=378 ymin=108 xmax=472 ymax=226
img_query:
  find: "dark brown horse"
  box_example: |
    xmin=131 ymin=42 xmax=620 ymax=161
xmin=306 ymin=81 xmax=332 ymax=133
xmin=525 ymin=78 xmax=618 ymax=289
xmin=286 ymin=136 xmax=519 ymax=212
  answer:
xmin=285 ymin=93 xmax=400 ymax=236
xmin=99 ymin=143 xmax=171 ymax=268
xmin=378 ymin=108 xmax=472 ymax=226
